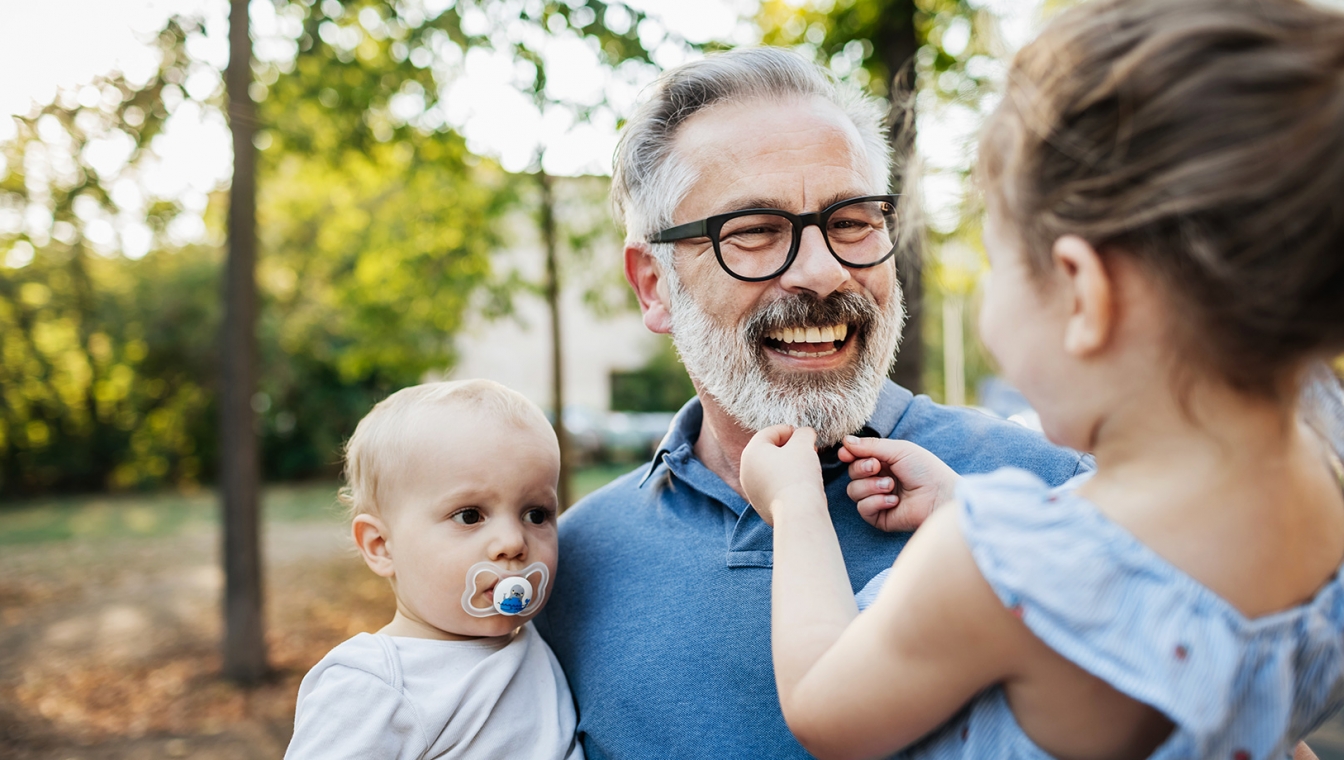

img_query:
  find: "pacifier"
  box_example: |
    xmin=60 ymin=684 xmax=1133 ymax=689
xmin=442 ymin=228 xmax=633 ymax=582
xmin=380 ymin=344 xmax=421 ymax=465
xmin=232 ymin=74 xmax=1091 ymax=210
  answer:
xmin=461 ymin=561 xmax=550 ymax=618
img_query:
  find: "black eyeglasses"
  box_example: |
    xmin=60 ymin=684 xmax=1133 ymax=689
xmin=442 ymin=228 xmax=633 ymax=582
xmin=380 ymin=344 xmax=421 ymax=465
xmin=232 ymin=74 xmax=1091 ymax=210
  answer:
xmin=649 ymin=194 xmax=900 ymax=282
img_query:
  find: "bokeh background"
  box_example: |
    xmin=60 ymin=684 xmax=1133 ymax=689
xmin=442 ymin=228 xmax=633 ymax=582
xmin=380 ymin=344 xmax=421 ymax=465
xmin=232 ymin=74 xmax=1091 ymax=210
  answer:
xmin=2 ymin=0 xmax=1343 ymax=756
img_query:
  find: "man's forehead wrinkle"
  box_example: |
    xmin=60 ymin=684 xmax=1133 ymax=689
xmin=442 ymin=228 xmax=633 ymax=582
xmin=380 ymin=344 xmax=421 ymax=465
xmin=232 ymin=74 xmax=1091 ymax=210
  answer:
xmin=671 ymin=97 xmax=878 ymax=225
xmin=713 ymin=166 xmax=870 ymax=215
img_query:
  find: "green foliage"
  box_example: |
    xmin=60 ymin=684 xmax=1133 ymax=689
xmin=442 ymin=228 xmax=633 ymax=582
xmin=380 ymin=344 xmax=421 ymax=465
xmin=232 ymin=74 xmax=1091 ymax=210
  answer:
xmin=756 ymin=0 xmax=992 ymax=97
xmin=610 ymin=336 xmax=695 ymax=413
xmin=258 ymin=0 xmax=665 ymax=156
xmin=253 ymin=135 xmax=515 ymax=480
xmin=0 ymin=5 xmax=518 ymax=496
xmin=0 ymin=21 xmax=218 ymax=496
xmin=0 ymin=0 xmax=675 ymax=498
xmin=0 ymin=243 xmax=221 ymax=495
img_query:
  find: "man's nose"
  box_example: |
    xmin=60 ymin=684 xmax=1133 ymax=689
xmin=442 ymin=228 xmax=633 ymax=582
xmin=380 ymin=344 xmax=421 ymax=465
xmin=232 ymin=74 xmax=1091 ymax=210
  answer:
xmin=778 ymin=225 xmax=850 ymax=298
xmin=488 ymin=520 xmax=528 ymax=561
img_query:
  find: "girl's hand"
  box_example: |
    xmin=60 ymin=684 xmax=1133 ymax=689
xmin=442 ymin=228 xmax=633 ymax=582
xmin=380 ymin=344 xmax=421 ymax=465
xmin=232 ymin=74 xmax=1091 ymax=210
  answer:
xmin=741 ymin=425 xmax=824 ymax=526
xmin=840 ymin=436 xmax=961 ymax=532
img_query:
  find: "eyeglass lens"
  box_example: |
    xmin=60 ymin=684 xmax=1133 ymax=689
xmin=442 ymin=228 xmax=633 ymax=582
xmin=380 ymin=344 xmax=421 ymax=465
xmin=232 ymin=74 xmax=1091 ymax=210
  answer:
xmin=715 ymin=198 xmax=897 ymax=280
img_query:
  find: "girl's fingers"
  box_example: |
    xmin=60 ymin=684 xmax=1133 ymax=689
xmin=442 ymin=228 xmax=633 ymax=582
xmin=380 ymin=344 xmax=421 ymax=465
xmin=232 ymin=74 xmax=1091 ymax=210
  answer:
xmin=786 ymin=426 xmax=818 ymax=452
xmin=755 ymin=424 xmax=796 ymax=448
xmin=847 ymin=457 xmax=881 ymax=480
xmin=847 ymin=475 xmax=896 ymax=503
xmin=856 ymin=495 xmax=931 ymax=533
xmin=855 ymin=494 xmax=899 ymax=523
xmin=841 ymin=436 xmax=926 ymax=466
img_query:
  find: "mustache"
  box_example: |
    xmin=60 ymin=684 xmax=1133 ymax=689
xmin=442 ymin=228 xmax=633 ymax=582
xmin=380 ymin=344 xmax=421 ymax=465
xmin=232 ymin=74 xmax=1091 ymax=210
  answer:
xmin=742 ymin=290 xmax=879 ymax=344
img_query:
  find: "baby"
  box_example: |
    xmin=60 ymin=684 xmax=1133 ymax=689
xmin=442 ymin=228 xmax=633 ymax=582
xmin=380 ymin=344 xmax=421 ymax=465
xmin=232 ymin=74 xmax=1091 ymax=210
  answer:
xmin=285 ymin=380 xmax=582 ymax=760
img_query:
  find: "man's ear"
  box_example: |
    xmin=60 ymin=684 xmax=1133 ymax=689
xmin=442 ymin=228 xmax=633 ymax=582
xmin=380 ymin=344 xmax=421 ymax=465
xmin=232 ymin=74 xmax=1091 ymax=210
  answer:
xmin=625 ymin=242 xmax=673 ymax=335
xmin=1052 ymin=234 xmax=1114 ymax=357
xmin=353 ymin=514 xmax=396 ymax=578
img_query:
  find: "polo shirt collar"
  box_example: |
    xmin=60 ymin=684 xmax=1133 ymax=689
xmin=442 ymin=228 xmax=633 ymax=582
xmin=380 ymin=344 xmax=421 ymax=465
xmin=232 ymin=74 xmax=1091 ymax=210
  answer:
xmin=638 ymin=380 xmax=915 ymax=491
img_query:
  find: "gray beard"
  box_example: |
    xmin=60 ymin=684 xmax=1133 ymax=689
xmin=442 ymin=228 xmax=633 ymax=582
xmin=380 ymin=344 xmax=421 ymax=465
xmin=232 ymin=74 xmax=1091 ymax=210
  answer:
xmin=666 ymin=269 xmax=904 ymax=447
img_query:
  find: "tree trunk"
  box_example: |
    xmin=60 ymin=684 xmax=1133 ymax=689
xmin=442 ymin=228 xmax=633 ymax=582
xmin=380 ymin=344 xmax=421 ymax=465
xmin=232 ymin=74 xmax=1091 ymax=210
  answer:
xmin=221 ymin=0 xmax=267 ymax=684
xmin=874 ymin=0 xmax=924 ymax=395
xmin=538 ymin=170 xmax=573 ymax=510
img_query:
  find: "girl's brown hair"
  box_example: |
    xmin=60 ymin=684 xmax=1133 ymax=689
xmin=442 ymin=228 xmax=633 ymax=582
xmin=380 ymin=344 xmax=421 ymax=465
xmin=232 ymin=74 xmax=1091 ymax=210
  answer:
xmin=980 ymin=0 xmax=1344 ymax=396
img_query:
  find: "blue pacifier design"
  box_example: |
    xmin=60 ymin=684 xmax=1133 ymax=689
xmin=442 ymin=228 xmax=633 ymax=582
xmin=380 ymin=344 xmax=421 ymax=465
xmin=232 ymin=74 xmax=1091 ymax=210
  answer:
xmin=461 ymin=561 xmax=549 ymax=618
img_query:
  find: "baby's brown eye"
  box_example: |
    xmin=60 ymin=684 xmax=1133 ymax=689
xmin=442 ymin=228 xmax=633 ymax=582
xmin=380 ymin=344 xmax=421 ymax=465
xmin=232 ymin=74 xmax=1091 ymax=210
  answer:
xmin=452 ymin=508 xmax=482 ymax=525
xmin=524 ymin=508 xmax=549 ymax=525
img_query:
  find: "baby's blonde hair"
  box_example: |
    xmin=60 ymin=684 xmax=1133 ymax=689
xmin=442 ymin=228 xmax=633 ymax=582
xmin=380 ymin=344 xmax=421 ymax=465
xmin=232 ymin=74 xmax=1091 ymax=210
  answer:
xmin=338 ymin=379 xmax=554 ymax=520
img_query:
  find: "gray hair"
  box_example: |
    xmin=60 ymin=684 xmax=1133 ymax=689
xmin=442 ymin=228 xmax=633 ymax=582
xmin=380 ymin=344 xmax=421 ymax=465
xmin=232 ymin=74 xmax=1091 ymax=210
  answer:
xmin=611 ymin=47 xmax=894 ymax=264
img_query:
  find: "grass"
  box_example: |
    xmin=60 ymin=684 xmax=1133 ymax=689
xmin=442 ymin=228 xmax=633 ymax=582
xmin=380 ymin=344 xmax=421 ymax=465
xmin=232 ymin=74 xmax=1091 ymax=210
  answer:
xmin=572 ymin=462 xmax=641 ymax=501
xmin=0 ymin=464 xmax=640 ymax=546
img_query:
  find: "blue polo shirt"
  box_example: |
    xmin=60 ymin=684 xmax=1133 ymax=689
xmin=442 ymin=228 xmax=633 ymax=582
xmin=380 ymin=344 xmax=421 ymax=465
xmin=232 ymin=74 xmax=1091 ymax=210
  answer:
xmin=535 ymin=381 xmax=1091 ymax=759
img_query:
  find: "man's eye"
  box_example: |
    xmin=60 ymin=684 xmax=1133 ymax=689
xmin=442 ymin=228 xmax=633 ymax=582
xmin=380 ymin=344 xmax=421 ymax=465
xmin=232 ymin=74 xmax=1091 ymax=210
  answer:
xmin=524 ymin=508 xmax=550 ymax=525
xmin=452 ymin=508 xmax=482 ymax=525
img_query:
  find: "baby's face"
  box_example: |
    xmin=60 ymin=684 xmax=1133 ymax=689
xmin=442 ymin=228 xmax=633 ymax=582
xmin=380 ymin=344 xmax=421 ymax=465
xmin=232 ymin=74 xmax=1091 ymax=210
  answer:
xmin=379 ymin=405 xmax=560 ymax=639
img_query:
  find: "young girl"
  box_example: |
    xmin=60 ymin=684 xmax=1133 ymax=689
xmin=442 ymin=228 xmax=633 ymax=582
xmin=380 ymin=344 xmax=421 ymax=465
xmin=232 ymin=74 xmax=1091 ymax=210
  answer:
xmin=740 ymin=0 xmax=1344 ymax=758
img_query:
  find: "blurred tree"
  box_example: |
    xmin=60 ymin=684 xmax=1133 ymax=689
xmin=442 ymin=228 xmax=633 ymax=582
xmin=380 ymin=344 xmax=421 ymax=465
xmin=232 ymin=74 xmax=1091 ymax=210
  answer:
xmin=0 ymin=3 xmax=522 ymax=498
xmin=259 ymin=0 xmax=673 ymax=507
xmin=757 ymin=0 xmax=1001 ymax=398
xmin=0 ymin=20 xmax=214 ymax=497
xmin=222 ymin=0 xmax=266 ymax=684
xmin=249 ymin=0 xmax=519 ymax=485
xmin=1 ymin=0 xmax=701 ymax=506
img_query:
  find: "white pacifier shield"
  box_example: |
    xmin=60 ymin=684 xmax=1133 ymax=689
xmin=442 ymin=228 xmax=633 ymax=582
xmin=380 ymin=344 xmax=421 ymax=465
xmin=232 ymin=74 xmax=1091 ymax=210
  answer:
xmin=461 ymin=561 xmax=549 ymax=618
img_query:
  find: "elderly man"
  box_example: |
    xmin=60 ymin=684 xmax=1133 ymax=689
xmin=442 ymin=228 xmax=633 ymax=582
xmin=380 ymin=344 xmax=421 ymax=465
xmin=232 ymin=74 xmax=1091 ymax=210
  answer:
xmin=534 ymin=47 xmax=1087 ymax=758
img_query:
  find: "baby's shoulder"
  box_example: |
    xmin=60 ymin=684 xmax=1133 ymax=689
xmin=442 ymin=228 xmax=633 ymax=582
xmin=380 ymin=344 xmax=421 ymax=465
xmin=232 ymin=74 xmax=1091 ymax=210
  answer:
xmin=303 ymin=633 xmax=402 ymax=690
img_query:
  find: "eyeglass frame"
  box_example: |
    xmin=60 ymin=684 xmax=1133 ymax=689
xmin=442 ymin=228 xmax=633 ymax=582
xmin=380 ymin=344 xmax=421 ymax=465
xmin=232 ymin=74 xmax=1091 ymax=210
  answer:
xmin=647 ymin=194 xmax=901 ymax=283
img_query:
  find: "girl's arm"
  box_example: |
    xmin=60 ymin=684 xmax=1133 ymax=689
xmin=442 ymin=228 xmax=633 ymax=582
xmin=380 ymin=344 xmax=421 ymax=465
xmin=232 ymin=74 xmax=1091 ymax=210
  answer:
xmin=742 ymin=425 xmax=860 ymax=705
xmin=742 ymin=428 xmax=1032 ymax=760
xmin=784 ymin=506 xmax=1027 ymax=759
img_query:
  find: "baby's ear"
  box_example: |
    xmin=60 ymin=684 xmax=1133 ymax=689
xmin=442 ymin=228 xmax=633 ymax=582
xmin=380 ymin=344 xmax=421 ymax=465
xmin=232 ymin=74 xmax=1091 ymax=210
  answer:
xmin=353 ymin=514 xmax=396 ymax=578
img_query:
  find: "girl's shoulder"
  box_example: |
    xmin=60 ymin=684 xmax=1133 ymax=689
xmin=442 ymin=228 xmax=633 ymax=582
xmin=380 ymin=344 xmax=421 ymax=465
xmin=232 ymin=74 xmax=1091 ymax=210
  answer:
xmin=955 ymin=468 xmax=1344 ymax=737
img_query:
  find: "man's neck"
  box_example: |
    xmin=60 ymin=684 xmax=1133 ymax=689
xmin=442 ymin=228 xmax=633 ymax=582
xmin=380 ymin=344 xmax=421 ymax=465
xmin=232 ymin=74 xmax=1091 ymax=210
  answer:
xmin=692 ymin=395 xmax=756 ymax=499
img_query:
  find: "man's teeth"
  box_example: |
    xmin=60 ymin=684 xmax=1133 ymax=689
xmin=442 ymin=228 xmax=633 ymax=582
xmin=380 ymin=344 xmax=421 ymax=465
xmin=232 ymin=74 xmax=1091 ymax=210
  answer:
xmin=765 ymin=324 xmax=849 ymax=344
xmin=763 ymin=324 xmax=850 ymax=357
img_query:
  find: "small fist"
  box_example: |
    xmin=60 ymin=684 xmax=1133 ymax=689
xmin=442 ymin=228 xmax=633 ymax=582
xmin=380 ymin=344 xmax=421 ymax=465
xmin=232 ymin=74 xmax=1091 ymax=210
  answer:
xmin=840 ymin=436 xmax=960 ymax=532
xmin=740 ymin=425 xmax=824 ymax=526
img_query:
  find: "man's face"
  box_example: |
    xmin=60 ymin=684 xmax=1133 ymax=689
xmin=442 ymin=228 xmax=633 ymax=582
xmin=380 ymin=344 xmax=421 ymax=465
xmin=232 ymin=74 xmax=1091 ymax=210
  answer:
xmin=661 ymin=96 xmax=904 ymax=446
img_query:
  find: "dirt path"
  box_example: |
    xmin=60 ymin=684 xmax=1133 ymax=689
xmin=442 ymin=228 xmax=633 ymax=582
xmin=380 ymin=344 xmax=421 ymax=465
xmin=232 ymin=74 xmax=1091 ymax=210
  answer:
xmin=0 ymin=520 xmax=394 ymax=759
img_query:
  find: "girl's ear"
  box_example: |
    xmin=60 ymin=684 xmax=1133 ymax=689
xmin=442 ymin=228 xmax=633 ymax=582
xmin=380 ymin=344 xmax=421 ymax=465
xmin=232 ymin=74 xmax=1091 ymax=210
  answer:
xmin=625 ymin=242 xmax=673 ymax=335
xmin=1052 ymin=235 xmax=1114 ymax=357
xmin=353 ymin=514 xmax=396 ymax=578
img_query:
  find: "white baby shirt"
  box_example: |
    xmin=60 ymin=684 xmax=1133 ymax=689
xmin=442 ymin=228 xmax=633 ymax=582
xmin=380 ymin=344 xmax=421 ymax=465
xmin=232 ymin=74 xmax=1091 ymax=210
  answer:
xmin=284 ymin=623 xmax=583 ymax=760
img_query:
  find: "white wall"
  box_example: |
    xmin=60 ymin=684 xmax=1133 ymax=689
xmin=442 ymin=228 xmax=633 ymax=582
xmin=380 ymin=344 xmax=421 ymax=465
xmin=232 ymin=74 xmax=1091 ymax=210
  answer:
xmin=448 ymin=176 xmax=659 ymax=414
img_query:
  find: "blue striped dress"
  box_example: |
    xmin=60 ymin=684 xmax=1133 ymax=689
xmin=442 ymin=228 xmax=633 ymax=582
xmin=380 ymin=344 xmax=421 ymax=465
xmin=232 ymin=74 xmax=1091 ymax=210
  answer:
xmin=855 ymin=469 xmax=1344 ymax=760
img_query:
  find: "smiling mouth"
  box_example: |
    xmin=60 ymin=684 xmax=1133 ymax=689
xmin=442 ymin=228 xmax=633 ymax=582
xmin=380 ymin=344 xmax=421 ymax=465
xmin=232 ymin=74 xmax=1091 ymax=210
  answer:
xmin=763 ymin=323 xmax=852 ymax=358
